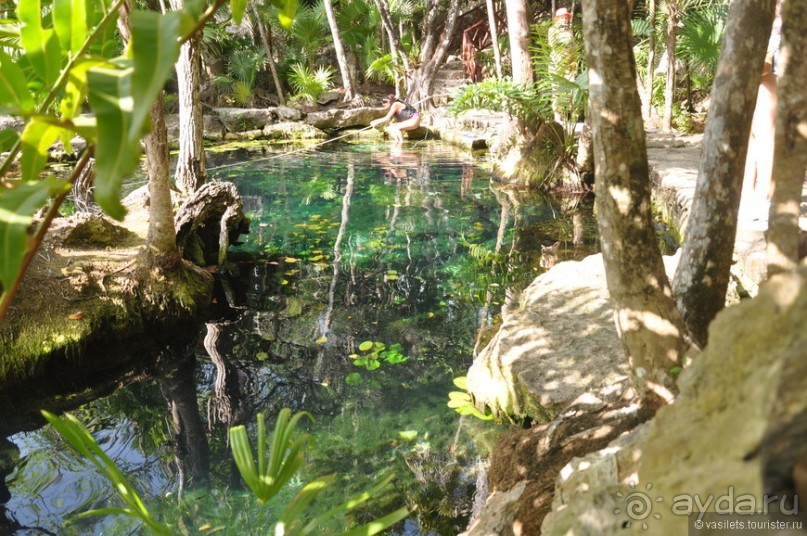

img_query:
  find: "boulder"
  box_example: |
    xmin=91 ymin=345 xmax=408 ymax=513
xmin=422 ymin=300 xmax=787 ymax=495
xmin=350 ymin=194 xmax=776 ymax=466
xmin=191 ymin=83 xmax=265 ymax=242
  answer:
xmin=317 ymin=89 xmax=344 ymax=105
xmin=462 ymin=395 xmax=652 ymax=536
xmin=540 ymin=262 xmax=807 ymax=535
xmin=274 ymin=106 xmax=304 ymax=122
xmin=60 ymin=214 xmax=139 ymax=249
xmin=214 ymin=108 xmax=276 ymax=132
xmin=305 ymin=107 xmax=385 ymax=131
xmin=263 ymin=122 xmax=327 ymax=140
xmin=466 ymin=253 xmax=639 ymax=420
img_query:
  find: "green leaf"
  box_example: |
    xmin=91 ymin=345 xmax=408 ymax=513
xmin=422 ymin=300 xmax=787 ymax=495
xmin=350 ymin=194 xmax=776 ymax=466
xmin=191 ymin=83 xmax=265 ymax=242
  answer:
xmin=61 ymin=58 xmax=104 ymax=120
xmin=230 ymin=0 xmax=248 ymax=25
xmin=87 ymin=66 xmax=137 ymax=220
xmin=0 ymin=178 xmax=71 ymax=291
xmin=398 ymin=430 xmax=417 ymax=441
xmin=269 ymin=0 xmax=298 ymax=30
xmin=358 ymin=341 xmax=373 ymax=352
xmin=452 ymin=376 xmax=468 ymax=390
xmin=20 ymin=117 xmax=67 ymax=182
xmin=339 ymin=507 xmax=409 ymax=536
xmin=365 ymin=360 xmax=380 ymax=371
xmin=17 ymin=0 xmax=62 ymax=88
xmin=128 ymin=10 xmax=181 ymax=141
xmin=0 ymin=49 xmax=36 ymax=114
xmin=0 ymin=129 xmax=19 ymax=152
xmin=447 ymin=399 xmax=466 ymax=409
xmin=448 ymin=391 xmax=471 ymax=402
xmin=53 ymin=0 xmax=89 ymax=54
xmin=345 ymin=372 xmax=363 ymax=385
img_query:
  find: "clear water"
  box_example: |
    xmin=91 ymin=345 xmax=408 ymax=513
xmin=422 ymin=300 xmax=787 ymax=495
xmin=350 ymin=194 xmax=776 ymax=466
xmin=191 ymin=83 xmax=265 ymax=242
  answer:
xmin=0 ymin=141 xmax=599 ymax=535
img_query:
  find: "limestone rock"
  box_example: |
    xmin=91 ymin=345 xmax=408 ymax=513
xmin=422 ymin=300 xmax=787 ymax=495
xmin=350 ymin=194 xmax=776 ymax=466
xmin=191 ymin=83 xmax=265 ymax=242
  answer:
xmin=305 ymin=107 xmax=385 ymax=131
xmin=61 ymin=214 xmax=139 ymax=248
xmin=263 ymin=122 xmax=327 ymax=140
xmin=466 ymin=253 xmax=632 ymax=420
xmin=463 ymin=397 xmax=652 ymax=536
xmin=541 ymin=263 xmax=807 ymax=535
xmin=214 ymin=108 xmax=276 ymax=132
xmin=274 ymin=106 xmax=304 ymax=122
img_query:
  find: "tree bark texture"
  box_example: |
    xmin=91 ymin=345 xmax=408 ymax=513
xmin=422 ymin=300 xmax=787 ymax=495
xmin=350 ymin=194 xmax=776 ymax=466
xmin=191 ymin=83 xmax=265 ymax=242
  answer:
xmin=767 ymin=0 xmax=807 ymax=276
xmin=672 ymin=0 xmax=776 ymax=346
xmin=662 ymin=0 xmax=677 ymax=131
xmin=643 ymin=0 xmax=656 ymax=119
xmin=251 ymin=5 xmax=286 ymax=105
xmin=505 ymin=0 xmax=534 ymax=85
xmin=118 ymin=0 xmax=177 ymax=256
xmin=582 ymin=0 xmax=687 ymax=405
xmin=486 ymin=0 xmax=503 ymax=79
xmin=170 ymin=0 xmax=206 ymax=195
xmin=407 ymin=0 xmax=461 ymax=107
xmin=144 ymin=93 xmax=180 ymax=255
xmin=322 ymin=0 xmax=355 ymax=101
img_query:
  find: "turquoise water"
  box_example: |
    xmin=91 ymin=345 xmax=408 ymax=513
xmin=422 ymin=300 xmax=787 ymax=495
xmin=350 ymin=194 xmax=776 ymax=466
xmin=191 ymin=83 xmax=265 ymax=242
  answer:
xmin=0 ymin=141 xmax=599 ymax=534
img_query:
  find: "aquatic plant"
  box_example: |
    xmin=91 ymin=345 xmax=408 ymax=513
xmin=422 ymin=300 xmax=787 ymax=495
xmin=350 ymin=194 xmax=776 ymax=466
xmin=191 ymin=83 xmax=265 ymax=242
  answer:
xmin=349 ymin=341 xmax=409 ymax=371
xmin=447 ymin=377 xmax=493 ymax=421
xmin=41 ymin=411 xmax=172 ymax=535
xmin=44 ymin=408 xmax=408 ymax=534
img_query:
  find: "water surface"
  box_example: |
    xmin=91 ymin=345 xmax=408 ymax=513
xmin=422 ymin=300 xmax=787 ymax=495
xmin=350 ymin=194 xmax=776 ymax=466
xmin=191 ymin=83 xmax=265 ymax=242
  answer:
xmin=0 ymin=141 xmax=599 ymax=535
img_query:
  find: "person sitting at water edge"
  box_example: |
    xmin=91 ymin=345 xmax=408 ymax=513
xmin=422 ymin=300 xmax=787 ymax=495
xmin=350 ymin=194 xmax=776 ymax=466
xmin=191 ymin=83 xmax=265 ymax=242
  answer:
xmin=370 ymin=94 xmax=421 ymax=144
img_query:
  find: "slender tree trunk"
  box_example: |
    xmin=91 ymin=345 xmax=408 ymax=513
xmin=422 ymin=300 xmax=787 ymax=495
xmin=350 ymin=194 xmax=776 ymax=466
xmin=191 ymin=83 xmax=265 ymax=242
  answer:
xmin=407 ymin=0 xmax=461 ymax=107
xmin=505 ymin=0 xmax=534 ymax=85
xmin=169 ymin=0 xmax=206 ymax=195
xmin=322 ymin=0 xmax=355 ymax=101
xmin=144 ymin=93 xmax=180 ymax=255
xmin=250 ymin=5 xmax=286 ymax=105
xmin=582 ymin=0 xmax=687 ymax=406
xmin=662 ymin=0 xmax=677 ymax=131
xmin=672 ymin=0 xmax=776 ymax=346
xmin=486 ymin=0 xmax=503 ymax=79
xmin=643 ymin=0 xmax=656 ymax=119
xmin=767 ymin=1 xmax=807 ymax=277
xmin=373 ymin=0 xmax=410 ymax=71
xmin=120 ymin=0 xmax=177 ymax=256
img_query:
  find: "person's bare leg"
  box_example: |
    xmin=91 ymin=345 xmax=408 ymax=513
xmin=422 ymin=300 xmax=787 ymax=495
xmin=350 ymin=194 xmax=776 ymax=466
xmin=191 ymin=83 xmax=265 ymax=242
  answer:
xmin=754 ymin=73 xmax=778 ymax=199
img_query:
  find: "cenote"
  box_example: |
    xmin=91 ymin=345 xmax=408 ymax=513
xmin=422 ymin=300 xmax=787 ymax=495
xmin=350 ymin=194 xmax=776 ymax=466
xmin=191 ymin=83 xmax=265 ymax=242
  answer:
xmin=0 ymin=141 xmax=599 ymax=535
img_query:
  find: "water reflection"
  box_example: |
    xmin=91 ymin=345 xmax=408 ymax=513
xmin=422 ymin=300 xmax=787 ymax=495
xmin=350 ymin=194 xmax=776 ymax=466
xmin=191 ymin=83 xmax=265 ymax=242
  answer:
xmin=0 ymin=142 xmax=599 ymax=534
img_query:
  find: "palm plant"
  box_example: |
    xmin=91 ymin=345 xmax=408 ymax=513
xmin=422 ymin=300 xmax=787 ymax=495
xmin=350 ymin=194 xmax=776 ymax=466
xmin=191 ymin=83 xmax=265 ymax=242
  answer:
xmin=290 ymin=3 xmax=329 ymax=69
xmin=288 ymin=63 xmax=335 ymax=103
xmin=678 ymin=3 xmax=728 ymax=92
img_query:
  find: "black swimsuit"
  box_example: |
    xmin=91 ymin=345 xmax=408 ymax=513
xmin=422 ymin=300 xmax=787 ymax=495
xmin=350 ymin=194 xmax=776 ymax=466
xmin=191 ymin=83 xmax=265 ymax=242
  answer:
xmin=393 ymin=100 xmax=418 ymax=121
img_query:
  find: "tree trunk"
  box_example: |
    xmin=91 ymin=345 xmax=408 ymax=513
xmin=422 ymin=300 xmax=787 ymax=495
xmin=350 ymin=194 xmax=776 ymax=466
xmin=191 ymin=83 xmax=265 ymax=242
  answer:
xmin=767 ymin=1 xmax=807 ymax=276
xmin=505 ymin=0 xmax=534 ymax=85
xmin=250 ymin=4 xmax=286 ymax=106
xmin=322 ymin=0 xmax=355 ymax=101
xmin=486 ymin=0 xmax=503 ymax=80
xmin=407 ymin=0 xmax=461 ymax=107
xmin=672 ymin=0 xmax=776 ymax=347
xmin=575 ymin=103 xmax=594 ymax=184
xmin=144 ymin=93 xmax=180 ymax=255
xmin=662 ymin=0 xmax=677 ymax=131
xmin=169 ymin=0 xmax=206 ymax=195
xmin=643 ymin=0 xmax=656 ymax=119
xmin=119 ymin=0 xmax=177 ymax=257
xmin=373 ymin=0 xmax=411 ymax=72
xmin=582 ymin=0 xmax=687 ymax=406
